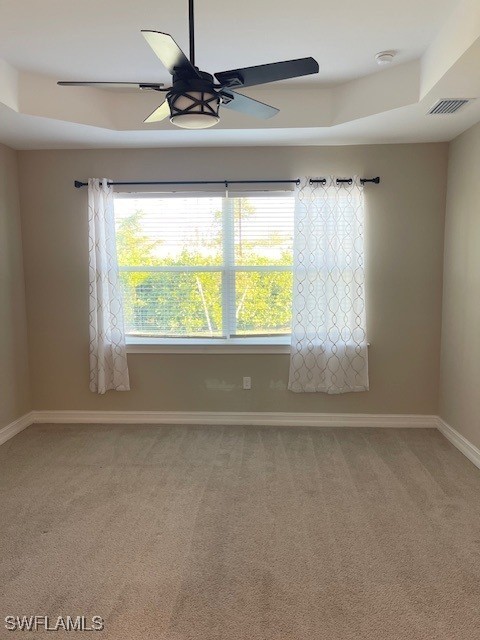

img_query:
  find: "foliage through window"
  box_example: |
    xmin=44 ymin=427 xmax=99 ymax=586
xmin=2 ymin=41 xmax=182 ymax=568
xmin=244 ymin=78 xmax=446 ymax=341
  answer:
xmin=114 ymin=193 xmax=294 ymax=342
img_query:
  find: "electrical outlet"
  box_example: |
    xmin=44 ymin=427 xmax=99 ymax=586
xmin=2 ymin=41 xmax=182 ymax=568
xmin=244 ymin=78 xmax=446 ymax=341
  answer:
xmin=243 ymin=376 xmax=252 ymax=390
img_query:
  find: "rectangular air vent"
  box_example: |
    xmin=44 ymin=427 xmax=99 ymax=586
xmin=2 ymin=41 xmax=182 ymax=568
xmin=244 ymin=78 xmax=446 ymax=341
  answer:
xmin=428 ymin=99 xmax=471 ymax=115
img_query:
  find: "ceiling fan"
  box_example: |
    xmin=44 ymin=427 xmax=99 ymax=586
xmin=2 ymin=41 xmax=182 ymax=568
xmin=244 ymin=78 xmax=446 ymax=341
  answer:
xmin=58 ymin=0 xmax=319 ymax=129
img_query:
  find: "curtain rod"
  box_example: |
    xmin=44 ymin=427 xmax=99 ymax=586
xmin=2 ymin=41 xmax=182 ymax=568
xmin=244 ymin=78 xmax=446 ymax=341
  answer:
xmin=74 ymin=177 xmax=380 ymax=188
xmin=74 ymin=179 xmax=299 ymax=188
xmin=310 ymin=177 xmax=380 ymax=185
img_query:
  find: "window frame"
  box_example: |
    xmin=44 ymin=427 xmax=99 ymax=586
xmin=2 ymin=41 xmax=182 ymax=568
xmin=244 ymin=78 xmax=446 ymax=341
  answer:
xmin=114 ymin=189 xmax=294 ymax=352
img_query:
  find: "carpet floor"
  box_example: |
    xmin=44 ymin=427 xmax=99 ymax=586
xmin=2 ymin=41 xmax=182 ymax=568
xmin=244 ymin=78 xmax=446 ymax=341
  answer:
xmin=1 ymin=424 xmax=480 ymax=639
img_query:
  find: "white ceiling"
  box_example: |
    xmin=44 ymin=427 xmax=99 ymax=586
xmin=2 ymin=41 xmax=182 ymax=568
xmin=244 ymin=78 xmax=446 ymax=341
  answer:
xmin=0 ymin=0 xmax=457 ymax=83
xmin=1 ymin=0 xmax=480 ymax=149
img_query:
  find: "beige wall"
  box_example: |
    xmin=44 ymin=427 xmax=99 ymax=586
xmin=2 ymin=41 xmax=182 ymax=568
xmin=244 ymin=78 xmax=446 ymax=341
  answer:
xmin=18 ymin=144 xmax=447 ymax=414
xmin=0 ymin=143 xmax=30 ymax=427
xmin=440 ymin=122 xmax=480 ymax=446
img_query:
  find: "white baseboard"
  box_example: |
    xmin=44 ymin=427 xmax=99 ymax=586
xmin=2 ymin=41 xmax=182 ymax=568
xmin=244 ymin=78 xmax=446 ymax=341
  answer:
xmin=4 ymin=413 xmax=479 ymax=474
xmin=436 ymin=417 xmax=480 ymax=470
xmin=32 ymin=410 xmax=438 ymax=429
xmin=0 ymin=412 xmax=35 ymax=446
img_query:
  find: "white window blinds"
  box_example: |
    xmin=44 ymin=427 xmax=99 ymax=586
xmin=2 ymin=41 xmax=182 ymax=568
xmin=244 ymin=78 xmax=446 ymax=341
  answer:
xmin=114 ymin=193 xmax=294 ymax=341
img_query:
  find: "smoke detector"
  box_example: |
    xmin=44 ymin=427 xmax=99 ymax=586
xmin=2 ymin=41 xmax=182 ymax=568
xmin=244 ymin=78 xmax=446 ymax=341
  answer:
xmin=428 ymin=99 xmax=473 ymax=115
xmin=375 ymin=51 xmax=396 ymax=65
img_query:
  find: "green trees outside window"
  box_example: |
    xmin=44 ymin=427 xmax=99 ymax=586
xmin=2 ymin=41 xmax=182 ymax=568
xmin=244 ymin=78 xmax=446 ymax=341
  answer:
xmin=114 ymin=195 xmax=293 ymax=339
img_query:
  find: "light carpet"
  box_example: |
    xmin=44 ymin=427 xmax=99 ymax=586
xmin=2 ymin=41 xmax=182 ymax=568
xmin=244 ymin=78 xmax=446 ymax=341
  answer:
xmin=1 ymin=424 xmax=480 ymax=639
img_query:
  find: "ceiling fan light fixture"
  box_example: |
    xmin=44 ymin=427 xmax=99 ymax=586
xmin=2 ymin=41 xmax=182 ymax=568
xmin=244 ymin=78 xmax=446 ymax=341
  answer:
xmin=168 ymin=88 xmax=220 ymax=129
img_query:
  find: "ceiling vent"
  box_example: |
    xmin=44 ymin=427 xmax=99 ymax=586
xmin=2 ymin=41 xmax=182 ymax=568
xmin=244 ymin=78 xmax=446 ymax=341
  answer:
xmin=428 ymin=99 xmax=472 ymax=115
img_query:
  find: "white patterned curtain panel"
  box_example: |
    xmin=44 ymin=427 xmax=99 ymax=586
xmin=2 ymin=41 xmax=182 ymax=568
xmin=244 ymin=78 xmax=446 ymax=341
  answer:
xmin=288 ymin=177 xmax=369 ymax=394
xmin=88 ymin=178 xmax=130 ymax=394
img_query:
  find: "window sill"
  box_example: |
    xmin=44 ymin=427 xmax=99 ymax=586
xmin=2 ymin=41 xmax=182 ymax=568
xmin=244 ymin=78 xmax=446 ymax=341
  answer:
xmin=126 ymin=337 xmax=291 ymax=354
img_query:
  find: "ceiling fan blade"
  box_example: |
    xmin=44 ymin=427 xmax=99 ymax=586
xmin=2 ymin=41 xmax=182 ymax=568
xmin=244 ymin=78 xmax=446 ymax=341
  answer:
xmin=57 ymin=81 xmax=164 ymax=90
xmin=141 ymin=31 xmax=200 ymax=78
xmin=144 ymin=100 xmax=171 ymax=123
xmin=220 ymin=90 xmax=279 ymax=119
xmin=215 ymin=57 xmax=319 ymax=88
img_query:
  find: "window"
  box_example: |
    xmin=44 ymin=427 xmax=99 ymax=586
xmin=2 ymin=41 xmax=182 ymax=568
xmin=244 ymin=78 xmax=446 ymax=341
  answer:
xmin=113 ymin=192 xmax=294 ymax=347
